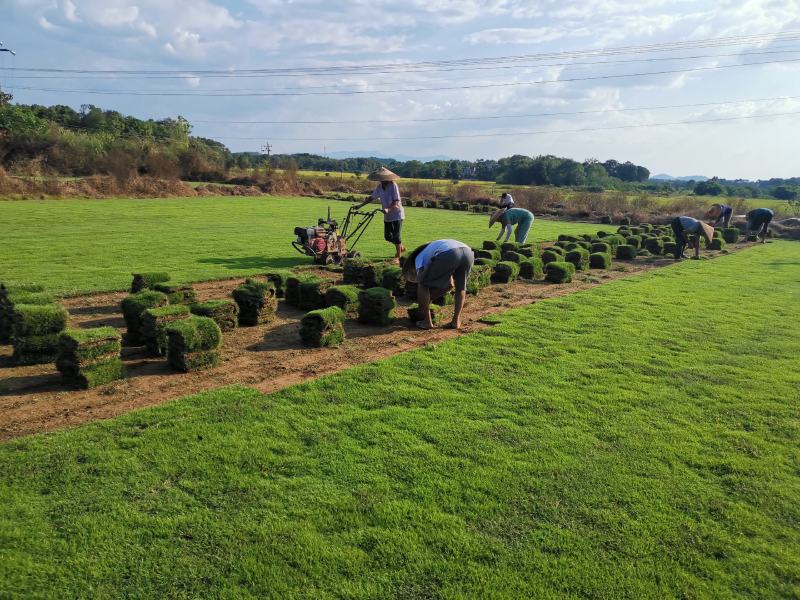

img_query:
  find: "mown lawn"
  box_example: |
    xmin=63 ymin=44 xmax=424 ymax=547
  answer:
xmin=1 ymin=242 xmax=798 ymax=598
xmin=0 ymin=196 xmax=610 ymax=296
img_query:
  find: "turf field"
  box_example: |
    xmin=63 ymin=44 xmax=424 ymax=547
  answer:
xmin=1 ymin=241 xmax=798 ymax=598
xmin=0 ymin=196 xmax=612 ymax=296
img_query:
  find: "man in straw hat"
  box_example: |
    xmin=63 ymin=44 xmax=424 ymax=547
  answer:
xmin=489 ymin=207 xmax=535 ymax=244
xmin=403 ymin=239 xmax=474 ymax=330
xmin=670 ymin=215 xmax=714 ymax=260
xmin=704 ymin=202 xmax=733 ymax=228
xmin=365 ymin=166 xmax=405 ymax=262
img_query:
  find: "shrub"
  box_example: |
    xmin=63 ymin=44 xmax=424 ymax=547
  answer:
xmin=130 ymin=272 xmax=170 ymax=293
xmin=501 ymin=250 xmax=526 ymax=263
xmin=141 ymin=304 xmax=191 ymax=356
xmin=407 ymin=303 xmax=443 ymax=325
xmin=492 ymin=261 xmax=520 ymax=283
xmin=600 ymin=215 xmax=612 ymax=224
xmin=644 ymin=238 xmax=664 ymax=255
xmin=467 ymin=264 xmax=492 ymax=294
xmin=589 ymin=252 xmax=612 ymax=269
xmin=299 ymin=306 xmax=346 ymax=347
xmin=565 ymin=248 xmax=589 ymax=271
xmin=325 ymin=285 xmax=360 ymax=317
xmin=152 ymin=282 xmax=197 ymax=305
xmin=616 ymin=245 xmax=637 ymax=260
xmin=541 ymin=249 xmax=562 ymax=264
xmin=519 ymin=257 xmax=544 ymax=279
xmin=264 ymin=270 xmax=292 ymax=298
xmin=722 ymin=228 xmax=740 ymax=244
xmin=357 ymin=287 xmax=396 ymax=325
xmin=56 ymin=327 xmax=124 ymax=389
xmin=709 ymin=238 xmax=726 ymax=250
xmin=190 ymin=299 xmax=239 ymax=332
xmin=591 ymin=242 xmax=611 ymax=254
xmin=232 ymin=279 xmax=277 ymax=325
xmin=165 ymin=315 xmax=222 ymax=372
xmin=381 ymin=266 xmax=405 ymax=296
xmin=121 ymin=290 xmax=169 ymax=345
xmin=298 ymin=278 xmax=332 ymax=311
xmin=545 ymin=261 xmax=575 ymax=283
xmin=482 ymin=240 xmax=500 ymax=251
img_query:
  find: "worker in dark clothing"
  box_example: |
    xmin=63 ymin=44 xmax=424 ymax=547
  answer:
xmin=704 ymin=203 xmax=733 ymax=228
xmin=745 ymin=208 xmax=774 ymax=243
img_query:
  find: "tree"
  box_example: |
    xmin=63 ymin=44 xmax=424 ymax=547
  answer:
xmin=694 ymin=179 xmax=723 ymax=196
xmin=771 ymin=185 xmax=798 ymax=200
xmin=0 ymin=87 xmax=13 ymax=107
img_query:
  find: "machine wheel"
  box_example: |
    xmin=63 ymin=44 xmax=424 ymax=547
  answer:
xmin=348 ymin=250 xmax=362 ymax=260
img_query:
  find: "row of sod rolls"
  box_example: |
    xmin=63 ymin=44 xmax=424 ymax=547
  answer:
xmin=56 ymin=327 xmax=124 ymax=389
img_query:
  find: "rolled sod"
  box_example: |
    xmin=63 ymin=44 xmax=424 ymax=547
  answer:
xmin=121 ymin=290 xmax=169 ymax=345
xmin=492 ymin=261 xmax=520 ymax=284
xmin=12 ymin=333 xmax=62 ymax=365
xmin=152 ymin=282 xmax=197 ymax=305
xmin=624 ymin=235 xmax=641 ymax=249
xmin=343 ymin=259 xmax=386 ymax=288
xmin=644 ymin=238 xmax=664 ymax=255
xmin=232 ymin=279 xmax=277 ymax=326
xmin=519 ymin=257 xmax=544 ymax=280
xmin=381 ymin=266 xmax=405 ymax=296
xmin=324 ymin=285 xmax=360 ymax=317
xmin=500 ymin=242 xmax=520 ymax=254
xmin=565 ymin=248 xmax=589 ymax=271
xmin=467 ymin=264 xmax=493 ymax=294
xmin=433 ymin=291 xmax=455 ymax=306
xmin=518 ymin=243 xmax=540 ymax=258
xmin=0 ymin=288 xmax=54 ymax=344
xmin=501 ymin=251 xmax=526 ymax=264
xmin=541 ymin=250 xmax=562 ymax=266
xmin=357 ymin=287 xmax=397 ymax=326
xmin=190 ymin=299 xmax=239 ymax=332
xmin=616 ymin=245 xmax=638 ymax=260
xmin=474 ymin=249 xmax=500 ymax=261
xmin=589 ymin=252 xmax=612 ymax=269
xmin=12 ymin=303 xmax=68 ymax=338
xmin=264 ymin=270 xmax=292 ymax=298
xmin=130 ymin=272 xmax=170 ymax=293
xmin=141 ymin=304 xmax=191 ymax=356
xmin=299 ymin=306 xmax=346 ymax=348
xmin=407 ymin=303 xmax=443 ymax=325
xmin=482 ymin=240 xmax=500 ymax=251
xmin=474 ymin=258 xmax=497 ymax=268
xmin=165 ymin=316 xmax=222 ymax=373
xmin=285 ymin=275 xmax=320 ymax=307
xmin=56 ymin=327 xmax=124 ymax=389
xmin=709 ymin=238 xmax=727 ymax=251
xmin=545 ymin=261 xmax=576 ymax=284
xmin=722 ymin=228 xmax=740 ymax=244
xmin=298 ymin=278 xmax=332 ymax=311
xmin=591 ymin=242 xmax=612 ymax=254
xmin=663 ymin=242 xmax=678 ymax=257
xmin=558 ymin=234 xmax=579 ymax=242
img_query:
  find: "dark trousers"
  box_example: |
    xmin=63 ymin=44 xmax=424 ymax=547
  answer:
xmin=384 ymin=220 xmax=403 ymax=245
xmin=670 ymin=218 xmax=685 ymax=259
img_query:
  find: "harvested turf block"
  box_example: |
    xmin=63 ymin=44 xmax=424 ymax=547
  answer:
xmin=541 ymin=249 xmax=562 ymax=264
xmin=518 ymin=243 xmax=540 ymax=258
xmin=663 ymin=242 xmax=678 ymax=257
xmin=433 ymin=291 xmax=455 ymax=306
xmin=284 ymin=275 xmax=318 ymax=307
xmin=232 ymin=279 xmax=277 ymax=326
xmin=300 ymin=306 xmax=346 ymax=348
xmin=141 ymin=304 xmax=191 ymax=356
xmin=407 ymin=303 xmax=443 ymax=325
xmin=381 ymin=266 xmax=405 ymax=296
xmin=165 ymin=316 xmax=222 ymax=372
xmin=709 ymin=238 xmax=726 ymax=250
xmin=12 ymin=333 xmax=62 ymax=365
xmin=325 ymin=285 xmax=360 ymax=317
xmin=644 ymin=238 xmax=664 ymax=255
xmin=589 ymin=252 xmax=612 ymax=269
xmin=130 ymin=272 xmax=170 ymax=293
xmin=616 ymin=245 xmax=638 ymax=260
xmin=492 ymin=261 xmax=520 ymax=283
xmin=501 ymin=251 xmax=526 ymax=263
xmin=545 ymin=261 xmax=575 ymax=284
xmin=624 ymin=235 xmax=641 ymax=249
xmin=56 ymin=327 xmax=124 ymax=389
xmin=519 ymin=257 xmax=544 ymax=280
xmin=722 ymin=228 xmax=740 ymax=244
xmin=639 ymin=223 xmax=653 ymax=232
xmin=357 ymin=287 xmax=397 ymax=326
xmin=0 ymin=288 xmax=54 ymax=343
xmin=500 ymin=242 xmax=520 ymax=254
xmin=191 ymin=299 xmax=239 ymax=332
xmin=565 ymin=248 xmax=589 ymax=271
xmin=12 ymin=303 xmax=68 ymax=338
xmin=601 ymin=235 xmax=625 ymax=250
xmin=264 ymin=270 xmax=292 ymax=298
xmin=591 ymin=242 xmax=612 ymax=254
xmin=482 ymin=240 xmax=500 ymax=251
xmin=558 ymin=234 xmax=579 ymax=243
xmin=342 ymin=259 xmax=386 ymax=287
xmin=121 ymin=290 xmax=169 ymax=345
xmin=152 ymin=282 xmax=197 ymax=305
xmin=474 ymin=258 xmax=497 ymax=268
xmin=475 ymin=249 xmax=500 ymax=261
xmin=298 ymin=278 xmax=332 ymax=311
xmin=467 ymin=264 xmax=493 ymax=294
xmin=554 ymin=240 xmax=572 ymax=250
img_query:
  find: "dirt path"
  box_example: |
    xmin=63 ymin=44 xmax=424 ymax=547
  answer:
xmin=0 ymin=247 xmax=745 ymax=440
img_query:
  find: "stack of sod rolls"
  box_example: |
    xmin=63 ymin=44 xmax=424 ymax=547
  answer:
xmin=519 ymin=257 xmax=544 ymax=279
xmin=589 ymin=252 xmax=612 ymax=269
xmin=56 ymin=327 xmax=124 ymax=389
xmin=381 ymin=266 xmax=405 ymax=296
xmin=565 ymin=248 xmax=590 ymax=271
xmin=407 ymin=303 xmax=443 ymax=325
xmin=722 ymin=228 xmax=740 ymax=244
xmin=141 ymin=304 xmax=191 ymax=356
xmin=299 ymin=306 xmax=346 ymax=347
xmin=121 ymin=290 xmax=169 ymax=345
xmin=545 ymin=262 xmax=575 ymax=283
xmin=357 ymin=287 xmax=397 ymax=325
xmin=285 ymin=274 xmax=318 ymax=307
xmin=0 ymin=283 xmax=49 ymax=344
xmin=165 ymin=316 xmax=222 ymax=372
xmin=11 ymin=303 xmax=68 ymax=365
xmin=190 ymin=300 xmax=239 ymax=332
xmin=324 ymin=285 xmax=360 ymax=317
xmin=264 ymin=270 xmax=291 ymax=298
xmin=152 ymin=282 xmax=197 ymax=305
xmin=491 ymin=261 xmax=520 ymax=283
xmin=343 ymin=259 xmax=386 ymax=288
xmin=232 ymin=279 xmax=277 ymax=326
xmin=130 ymin=272 xmax=170 ymax=293
xmin=298 ymin=278 xmax=332 ymax=311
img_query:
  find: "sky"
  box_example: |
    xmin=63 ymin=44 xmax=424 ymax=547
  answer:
xmin=2 ymin=0 xmax=800 ymax=179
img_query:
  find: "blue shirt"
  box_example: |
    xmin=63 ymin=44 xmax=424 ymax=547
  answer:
xmin=678 ymin=216 xmax=701 ymax=232
xmin=415 ymin=239 xmax=468 ymax=271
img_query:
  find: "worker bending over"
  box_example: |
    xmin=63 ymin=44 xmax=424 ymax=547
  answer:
xmin=745 ymin=207 xmax=773 ymax=243
xmin=704 ymin=203 xmax=733 ymax=228
xmin=670 ymin=215 xmax=714 ymax=260
xmin=489 ymin=207 xmax=535 ymax=244
xmin=499 ymin=192 xmax=515 ymax=210
xmin=403 ymin=240 xmax=474 ymax=331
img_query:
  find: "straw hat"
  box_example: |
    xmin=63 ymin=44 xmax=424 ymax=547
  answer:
xmin=698 ymin=222 xmax=714 ymax=244
xmin=489 ymin=209 xmax=505 ymax=228
xmin=402 ymin=243 xmax=430 ymax=282
xmin=368 ymin=166 xmax=400 ymax=182
xmin=704 ymin=203 xmax=722 ymax=219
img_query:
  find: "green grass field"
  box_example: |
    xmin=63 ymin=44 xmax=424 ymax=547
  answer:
xmin=2 ymin=241 xmax=798 ymax=598
xmin=0 ymin=196 xmax=613 ymax=296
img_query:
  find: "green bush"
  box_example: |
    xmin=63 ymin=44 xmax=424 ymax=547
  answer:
xmin=232 ymin=279 xmax=277 ymax=325
xmin=722 ymin=228 xmax=740 ymax=244
xmin=492 ymin=261 xmax=520 ymax=283
xmin=300 ymin=306 xmax=346 ymax=347
xmin=519 ymin=257 xmax=544 ymax=280
xmin=165 ymin=316 xmax=222 ymax=372
xmin=324 ymin=285 xmax=360 ymax=317
xmin=501 ymin=251 xmax=526 ymax=263
xmin=565 ymin=248 xmax=589 ymax=271
xmin=407 ymin=303 xmax=443 ymax=325
xmin=12 ymin=303 xmax=68 ymax=337
xmin=589 ymin=252 xmax=612 ymax=269
xmin=57 ymin=327 xmax=124 ymax=389
xmin=357 ymin=287 xmax=397 ymax=326
xmin=616 ymin=245 xmax=637 ymax=260
xmin=130 ymin=272 xmax=170 ymax=293
xmin=381 ymin=266 xmax=405 ymax=296
xmin=591 ymin=242 xmax=611 ymax=254
xmin=264 ymin=270 xmax=292 ymax=298
xmin=644 ymin=238 xmax=664 ymax=255
xmin=467 ymin=264 xmax=492 ymax=294
xmin=709 ymin=238 xmax=726 ymax=251
xmin=152 ymin=282 xmax=197 ymax=305
xmin=190 ymin=300 xmax=239 ymax=332
xmin=121 ymin=290 xmax=169 ymax=345
xmin=298 ymin=278 xmax=332 ymax=311
xmin=545 ymin=261 xmax=575 ymax=283
xmin=141 ymin=304 xmax=191 ymax=356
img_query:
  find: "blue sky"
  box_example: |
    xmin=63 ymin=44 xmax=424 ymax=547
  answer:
xmin=2 ymin=0 xmax=800 ymax=179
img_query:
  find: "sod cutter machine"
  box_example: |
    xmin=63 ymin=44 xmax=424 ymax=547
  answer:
xmin=292 ymin=202 xmax=381 ymax=265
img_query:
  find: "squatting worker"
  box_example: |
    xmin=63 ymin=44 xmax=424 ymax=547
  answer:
xmin=499 ymin=192 xmax=515 ymax=210
xmin=704 ymin=203 xmax=733 ymax=228
xmin=403 ymin=239 xmax=474 ymax=331
xmin=745 ymin=207 xmax=774 ymax=243
xmin=366 ymin=166 xmax=405 ymax=262
xmin=670 ymin=215 xmax=714 ymax=260
xmin=489 ymin=207 xmax=535 ymax=244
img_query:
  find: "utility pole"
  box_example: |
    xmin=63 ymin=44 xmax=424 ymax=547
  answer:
xmin=261 ymin=142 xmax=272 ymax=162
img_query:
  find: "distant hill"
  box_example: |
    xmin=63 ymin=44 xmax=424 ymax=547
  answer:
xmin=326 ymin=150 xmax=452 ymax=162
xmin=651 ymin=174 xmax=709 ymax=182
